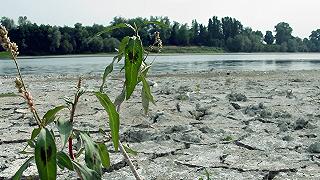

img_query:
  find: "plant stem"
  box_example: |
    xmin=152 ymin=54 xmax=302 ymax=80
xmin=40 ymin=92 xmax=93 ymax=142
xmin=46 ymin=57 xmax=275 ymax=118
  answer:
xmin=68 ymin=78 xmax=82 ymax=160
xmin=116 ymin=101 xmax=142 ymax=180
xmin=68 ymin=137 xmax=75 ymax=160
xmin=12 ymin=56 xmax=42 ymax=127
xmin=119 ymin=140 xmax=142 ymax=180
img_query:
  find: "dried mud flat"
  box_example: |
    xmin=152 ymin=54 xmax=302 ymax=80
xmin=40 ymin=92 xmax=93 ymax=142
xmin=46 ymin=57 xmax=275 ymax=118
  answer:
xmin=1 ymin=70 xmax=320 ymax=179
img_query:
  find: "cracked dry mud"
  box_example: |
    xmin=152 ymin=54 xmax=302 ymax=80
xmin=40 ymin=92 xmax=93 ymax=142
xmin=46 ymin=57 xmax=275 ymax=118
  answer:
xmin=1 ymin=70 xmax=320 ymax=179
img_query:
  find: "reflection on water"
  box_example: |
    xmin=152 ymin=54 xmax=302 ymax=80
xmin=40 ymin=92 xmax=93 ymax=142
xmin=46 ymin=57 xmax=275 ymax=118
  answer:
xmin=1 ymin=53 xmax=320 ymax=76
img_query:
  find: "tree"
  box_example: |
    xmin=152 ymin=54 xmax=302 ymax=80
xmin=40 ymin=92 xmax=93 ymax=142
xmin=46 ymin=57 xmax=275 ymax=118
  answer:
xmin=103 ymin=37 xmax=120 ymax=52
xmin=88 ymin=36 xmax=103 ymax=53
xmin=0 ymin=17 xmax=15 ymax=30
xmin=264 ymin=31 xmax=274 ymax=44
xmin=222 ymin=17 xmax=243 ymax=41
xmin=18 ymin=16 xmax=31 ymax=26
xmin=287 ymin=38 xmax=298 ymax=52
xmin=169 ymin=22 xmax=179 ymax=45
xmin=207 ymin=16 xmax=223 ymax=47
xmin=47 ymin=27 xmax=61 ymax=53
xmin=198 ymin=24 xmax=208 ymax=46
xmin=309 ymin=29 xmax=320 ymax=52
xmin=275 ymin=22 xmax=293 ymax=45
xmin=190 ymin=19 xmax=200 ymax=45
xmin=176 ymin=24 xmax=190 ymax=45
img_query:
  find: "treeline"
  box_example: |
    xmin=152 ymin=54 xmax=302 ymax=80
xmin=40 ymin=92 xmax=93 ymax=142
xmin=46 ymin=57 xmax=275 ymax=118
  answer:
xmin=1 ymin=16 xmax=320 ymax=55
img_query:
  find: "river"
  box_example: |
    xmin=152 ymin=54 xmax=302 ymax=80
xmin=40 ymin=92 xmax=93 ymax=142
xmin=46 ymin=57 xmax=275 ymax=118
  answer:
xmin=1 ymin=53 xmax=320 ymax=76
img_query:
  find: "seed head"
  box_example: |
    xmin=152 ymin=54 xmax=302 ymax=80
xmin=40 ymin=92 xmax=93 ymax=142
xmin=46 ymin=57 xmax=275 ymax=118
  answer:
xmin=0 ymin=25 xmax=19 ymax=59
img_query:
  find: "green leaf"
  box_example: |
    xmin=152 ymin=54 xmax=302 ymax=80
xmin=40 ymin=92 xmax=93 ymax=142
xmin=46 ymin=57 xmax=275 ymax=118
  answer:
xmin=72 ymin=160 xmax=100 ymax=180
xmin=0 ymin=92 xmax=19 ymax=98
xmin=100 ymin=58 xmax=115 ymax=93
xmin=122 ymin=144 xmax=138 ymax=156
xmin=35 ymin=128 xmax=57 ymax=180
xmin=31 ymin=128 xmax=41 ymax=140
xmin=56 ymin=118 xmax=73 ymax=149
xmin=0 ymin=51 xmax=12 ymax=59
xmin=140 ymin=75 xmax=155 ymax=104
xmin=117 ymin=36 xmax=130 ymax=62
xmin=27 ymin=139 xmax=36 ymax=148
xmin=140 ymin=75 xmax=155 ymax=114
xmin=97 ymin=143 xmax=110 ymax=168
xmin=124 ymin=37 xmax=143 ymax=100
xmin=57 ymin=151 xmax=74 ymax=170
xmin=114 ymin=84 xmax=126 ymax=107
xmin=96 ymin=23 xmax=135 ymax=36
xmin=42 ymin=105 xmax=66 ymax=126
xmin=12 ymin=156 xmax=34 ymax=180
xmin=95 ymin=92 xmax=120 ymax=151
xmin=141 ymin=86 xmax=149 ymax=115
xmin=80 ymin=133 xmax=102 ymax=176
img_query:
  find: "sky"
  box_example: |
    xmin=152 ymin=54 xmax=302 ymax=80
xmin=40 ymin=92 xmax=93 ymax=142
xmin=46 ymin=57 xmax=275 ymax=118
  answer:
xmin=1 ymin=0 xmax=319 ymax=38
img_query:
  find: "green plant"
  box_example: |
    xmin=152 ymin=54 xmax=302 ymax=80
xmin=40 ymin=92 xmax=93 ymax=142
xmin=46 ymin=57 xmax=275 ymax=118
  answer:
xmin=0 ymin=22 xmax=162 ymax=179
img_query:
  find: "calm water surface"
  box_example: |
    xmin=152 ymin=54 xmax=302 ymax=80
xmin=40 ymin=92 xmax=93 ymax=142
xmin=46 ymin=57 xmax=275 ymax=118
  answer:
xmin=1 ymin=53 xmax=320 ymax=76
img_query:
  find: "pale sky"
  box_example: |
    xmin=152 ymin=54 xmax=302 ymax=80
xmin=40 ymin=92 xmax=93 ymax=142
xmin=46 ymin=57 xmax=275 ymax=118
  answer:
xmin=1 ymin=0 xmax=319 ymax=38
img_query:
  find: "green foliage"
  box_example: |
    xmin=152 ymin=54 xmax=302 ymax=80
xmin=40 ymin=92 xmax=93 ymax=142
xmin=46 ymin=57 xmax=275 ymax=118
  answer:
xmin=35 ymin=128 xmax=57 ymax=180
xmin=275 ymin=22 xmax=293 ymax=45
xmin=42 ymin=105 xmax=66 ymax=126
xmin=124 ymin=37 xmax=143 ymax=99
xmin=6 ymin=22 xmax=157 ymax=180
xmin=100 ymin=57 xmax=115 ymax=92
xmin=72 ymin=160 xmax=100 ymax=180
xmin=56 ymin=118 xmax=73 ymax=149
xmin=95 ymin=92 xmax=120 ymax=151
xmin=97 ymin=143 xmax=111 ymax=168
xmin=140 ymin=75 xmax=155 ymax=114
xmin=264 ymin=31 xmax=274 ymax=45
xmin=80 ymin=133 xmax=102 ymax=176
xmin=12 ymin=156 xmax=34 ymax=180
xmin=2 ymin=15 xmax=320 ymax=54
xmin=123 ymin=144 xmax=138 ymax=156
xmin=57 ymin=151 xmax=74 ymax=170
xmin=114 ymin=84 xmax=126 ymax=107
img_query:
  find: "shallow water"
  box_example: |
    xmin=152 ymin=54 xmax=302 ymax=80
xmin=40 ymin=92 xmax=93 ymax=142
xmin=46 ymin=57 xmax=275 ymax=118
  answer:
xmin=1 ymin=53 xmax=320 ymax=75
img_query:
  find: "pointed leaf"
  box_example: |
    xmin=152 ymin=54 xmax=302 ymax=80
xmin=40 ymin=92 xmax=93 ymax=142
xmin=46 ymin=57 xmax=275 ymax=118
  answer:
xmin=72 ymin=160 xmax=100 ymax=180
xmin=56 ymin=118 xmax=73 ymax=149
xmin=114 ymin=84 xmax=126 ymax=107
xmin=42 ymin=106 xmax=66 ymax=126
xmin=80 ymin=133 xmax=102 ymax=175
xmin=31 ymin=128 xmax=41 ymax=140
xmin=57 ymin=151 xmax=74 ymax=170
xmin=100 ymin=58 xmax=116 ymax=92
xmin=97 ymin=143 xmax=110 ymax=168
xmin=27 ymin=139 xmax=36 ymax=148
xmin=125 ymin=37 xmax=143 ymax=100
xmin=12 ymin=156 xmax=34 ymax=180
xmin=122 ymin=144 xmax=138 ymax=156
xmin=117 ymin=36 xmax=130 ymax=62
xmin=0 ymin=51 xmax=12 ymax=59
xmin=140 ymin=75 xmax=155 ymax=104
xmin=141 ymin=86 xmax=149 ymax=115
xmin=95 ymin=92 xmax=120 ymax=151
xmin=35 ymin=128 xmax=57 ymax=180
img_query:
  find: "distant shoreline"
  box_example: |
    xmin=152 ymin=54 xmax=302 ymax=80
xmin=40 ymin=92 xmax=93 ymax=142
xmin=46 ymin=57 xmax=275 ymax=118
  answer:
xmin=15 ymin=52 xmax=320 ymax=60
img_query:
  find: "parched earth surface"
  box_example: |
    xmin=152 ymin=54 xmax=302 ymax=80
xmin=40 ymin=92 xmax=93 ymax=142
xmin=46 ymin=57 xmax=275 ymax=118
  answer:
xmin=1 ymin=70 xmax=320 ymax=179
